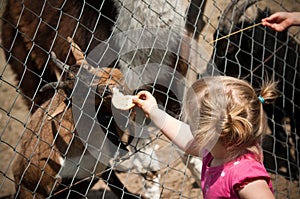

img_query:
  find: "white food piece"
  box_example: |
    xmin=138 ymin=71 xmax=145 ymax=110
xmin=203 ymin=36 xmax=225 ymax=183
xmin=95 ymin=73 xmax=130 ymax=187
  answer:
xmin=112 ymin=87 xmax=135 ymax=110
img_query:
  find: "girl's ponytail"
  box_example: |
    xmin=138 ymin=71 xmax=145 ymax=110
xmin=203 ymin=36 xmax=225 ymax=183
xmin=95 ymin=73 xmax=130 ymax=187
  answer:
xmin=258 ymin=79 xmax=279 ymax=105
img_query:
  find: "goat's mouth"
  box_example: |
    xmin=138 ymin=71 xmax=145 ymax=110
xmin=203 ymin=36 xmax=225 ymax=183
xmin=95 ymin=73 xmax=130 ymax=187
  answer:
xmin=96 ymin=84 xmax=117 ymax=98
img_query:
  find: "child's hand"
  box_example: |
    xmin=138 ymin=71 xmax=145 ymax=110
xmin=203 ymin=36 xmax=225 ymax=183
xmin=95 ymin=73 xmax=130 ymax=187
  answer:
xmin=261 ymin=12 xmax=294 ymax=32
xmin=132 ymin=91 xmax=158 ymax=117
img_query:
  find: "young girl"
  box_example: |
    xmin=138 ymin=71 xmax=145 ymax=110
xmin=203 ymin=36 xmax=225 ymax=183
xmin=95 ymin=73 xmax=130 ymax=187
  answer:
xmin=132 ymin=76 xmax=277 ymax=199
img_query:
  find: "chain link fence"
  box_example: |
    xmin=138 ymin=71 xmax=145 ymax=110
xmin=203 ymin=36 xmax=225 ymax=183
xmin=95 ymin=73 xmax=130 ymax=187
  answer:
xmin=0 ymin=0 xmax=299 ymax=198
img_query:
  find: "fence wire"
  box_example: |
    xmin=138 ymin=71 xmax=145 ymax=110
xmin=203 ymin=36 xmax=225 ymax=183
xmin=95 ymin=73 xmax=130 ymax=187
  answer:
xmin=0 ymin=0 xmax=299 ymax=198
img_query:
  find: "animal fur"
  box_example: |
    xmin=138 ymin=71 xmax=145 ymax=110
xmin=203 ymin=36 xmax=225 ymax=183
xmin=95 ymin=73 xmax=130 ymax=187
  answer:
xmin=2 ymin=0 xmax=117 ymax=110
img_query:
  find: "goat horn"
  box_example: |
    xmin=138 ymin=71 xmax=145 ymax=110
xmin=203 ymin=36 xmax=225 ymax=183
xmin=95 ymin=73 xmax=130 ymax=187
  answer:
xmin=67 ymin=37 xmax=102 ymax=76
xmin=51 ymin=51 xmax=71 ymax=71
xmin=67 ymin=36 xmax=88 ymax=66
xmin=40 ymin=81 xmax=62 ymax=92
xmin=219 ymin=0 xmax=260 ymax=33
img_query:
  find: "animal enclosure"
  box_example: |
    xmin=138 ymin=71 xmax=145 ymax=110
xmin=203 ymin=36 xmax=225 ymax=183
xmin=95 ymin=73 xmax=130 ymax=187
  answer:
xmin=0 ymin=0 xmax=299 ymax=198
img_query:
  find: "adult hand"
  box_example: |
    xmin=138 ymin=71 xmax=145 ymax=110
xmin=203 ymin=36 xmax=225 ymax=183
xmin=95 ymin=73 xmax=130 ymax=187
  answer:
xmin=262 ymin=12 xmax=300 ymax=32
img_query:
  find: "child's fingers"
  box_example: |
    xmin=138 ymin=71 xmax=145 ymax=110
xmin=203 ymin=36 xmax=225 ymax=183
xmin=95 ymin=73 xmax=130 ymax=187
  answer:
xmin=132 ymin=91 xmax=152 ymax=106
xmin=132 ymin=97 xmax=144 ymax=106
xmin=136 ymin=90 xmax=152 ymax=99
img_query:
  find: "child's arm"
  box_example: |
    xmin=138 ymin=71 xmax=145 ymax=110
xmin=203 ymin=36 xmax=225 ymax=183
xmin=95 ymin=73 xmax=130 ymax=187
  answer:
xmin=238 ymin=180 xmax=275 ymax=199
xmin=132 ymin=91 xmax=201 ymax=156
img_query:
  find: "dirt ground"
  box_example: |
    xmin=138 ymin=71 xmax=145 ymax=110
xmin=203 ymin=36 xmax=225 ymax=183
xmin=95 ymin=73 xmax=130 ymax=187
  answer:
xmin=0 ymin=0 xmax=300 ymax=198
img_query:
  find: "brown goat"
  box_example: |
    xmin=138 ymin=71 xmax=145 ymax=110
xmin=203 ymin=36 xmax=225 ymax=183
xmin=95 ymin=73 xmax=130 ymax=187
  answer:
xmin=12 ymin=39 xmax=140 ymax=198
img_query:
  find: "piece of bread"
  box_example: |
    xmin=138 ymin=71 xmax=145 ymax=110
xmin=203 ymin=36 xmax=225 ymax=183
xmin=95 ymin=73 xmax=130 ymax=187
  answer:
xmin=112 ymin=87 xmax=135 ymax=110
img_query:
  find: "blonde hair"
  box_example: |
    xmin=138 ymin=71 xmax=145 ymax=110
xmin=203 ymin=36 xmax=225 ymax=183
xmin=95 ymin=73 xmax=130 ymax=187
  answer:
xmin=183 ymin=76 xmax=278 ymax=161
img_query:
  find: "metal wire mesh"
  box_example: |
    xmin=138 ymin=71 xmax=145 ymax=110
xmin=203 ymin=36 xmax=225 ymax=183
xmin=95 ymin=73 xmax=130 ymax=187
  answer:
xmin=0 ymin=0 xmax=299 ymax=198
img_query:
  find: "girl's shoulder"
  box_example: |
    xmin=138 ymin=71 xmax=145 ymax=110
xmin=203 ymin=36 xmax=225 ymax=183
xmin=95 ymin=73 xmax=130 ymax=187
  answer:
xmin=226 ymin=153 xmax=268 ymax=177
xmin=226 ymin=153 xmax=273 ymax=192
xmin=232 ymin=153 xmax=261 ymax=165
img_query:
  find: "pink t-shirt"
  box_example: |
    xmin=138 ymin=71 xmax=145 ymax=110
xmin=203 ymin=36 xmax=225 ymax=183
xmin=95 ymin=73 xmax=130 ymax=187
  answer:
xmin=201 ymin=152 xmax=273 ymax=199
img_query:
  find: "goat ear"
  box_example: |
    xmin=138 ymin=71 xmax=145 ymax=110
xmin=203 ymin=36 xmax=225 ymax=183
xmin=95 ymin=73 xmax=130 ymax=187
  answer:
xmin=48 ymin=101 xmax=68 ymax=120
xmin=51 ymin=121 xmax=69 ymax=154
xmin=42 ymin=158 xmax=61 ymax=174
